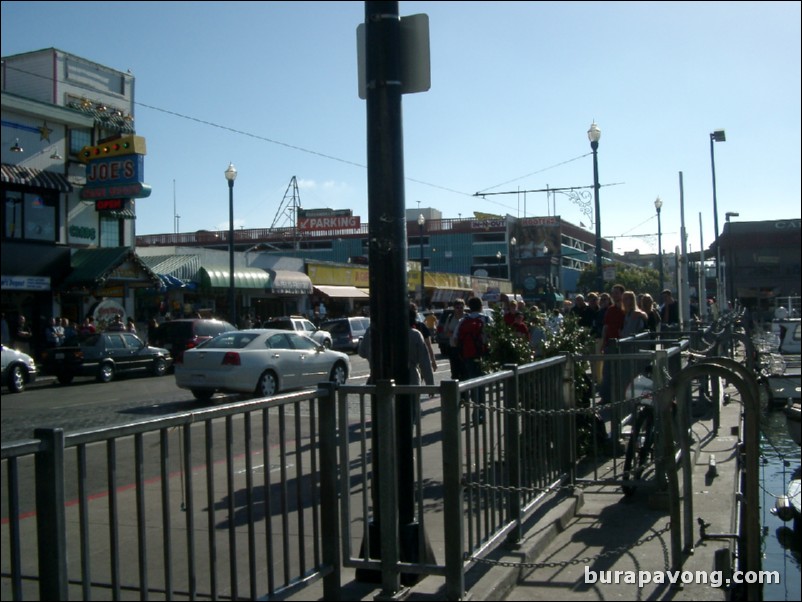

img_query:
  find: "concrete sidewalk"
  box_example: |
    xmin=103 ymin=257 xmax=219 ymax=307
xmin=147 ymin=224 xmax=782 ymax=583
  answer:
xmin=285 ymin=384 xmax=744 ymax=601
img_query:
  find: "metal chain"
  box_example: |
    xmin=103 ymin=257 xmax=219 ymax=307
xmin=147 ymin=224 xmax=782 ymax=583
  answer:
xmin=468 ymin=521 xmax=672 ymax=569
xmin=463 ymin=479 xmax=593 ymax=495
xmin=461 ymin=391 xmax=661 ymax=417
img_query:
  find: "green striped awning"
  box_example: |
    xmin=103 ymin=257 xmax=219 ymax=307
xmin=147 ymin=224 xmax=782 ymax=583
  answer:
xmin=198 ymin=266 xmax=270 ymax=289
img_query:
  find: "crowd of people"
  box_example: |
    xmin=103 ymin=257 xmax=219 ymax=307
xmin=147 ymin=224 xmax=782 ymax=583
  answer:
xmin=0 ymin=312 xmax=141 ymax=361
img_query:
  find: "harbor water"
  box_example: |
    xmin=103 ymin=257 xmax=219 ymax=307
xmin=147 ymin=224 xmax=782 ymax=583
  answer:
xmin=760 ymin=406 xmax=801 ymax=601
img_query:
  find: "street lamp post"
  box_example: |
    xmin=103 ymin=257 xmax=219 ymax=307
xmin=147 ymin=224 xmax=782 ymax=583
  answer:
xmin=510 ymin=236 xmax=517 ymax=296
xmin=418 ymin=214 xmax=425 ymax=307
xmin=588 ymin=122 xmax=603 ymax=293
xmin=496 ymin=250 xmax=502 ymax=279
xmin=654 ymin=196 xmax=664 ymax=292
xmin=709 ymin=129 xmax=726 ymax=304
xmin=225 ymin=163 xmax=238 ymax=327
xmin=725 ymin=211 xmax=739 ymax=307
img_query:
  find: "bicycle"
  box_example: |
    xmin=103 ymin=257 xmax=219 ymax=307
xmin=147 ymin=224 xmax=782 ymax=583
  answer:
xmin=621 ymin=370 xmax=656 ymax=496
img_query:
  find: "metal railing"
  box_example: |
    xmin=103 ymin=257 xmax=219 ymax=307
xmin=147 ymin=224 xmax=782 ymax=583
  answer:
xmin=2 ymin=313 xmax=757 ymax=601
xmin=1 ymin=387 xmax=340 ymax=601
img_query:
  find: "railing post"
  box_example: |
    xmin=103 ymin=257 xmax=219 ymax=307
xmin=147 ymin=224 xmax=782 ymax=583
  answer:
xmin=318 ymin=383 xmax=342 ymax=600
xmin=34 ymin=427 xmax=68 ymax=601
xmin=441 ymin=379 xmax=465 ymax=601
xmin=503 ymin=364 xmax=522 ymax=543
xmin=375 ymin=379 xmax=402 ymax=597
xmin=653 ymin=353 xmax=683 ymax=573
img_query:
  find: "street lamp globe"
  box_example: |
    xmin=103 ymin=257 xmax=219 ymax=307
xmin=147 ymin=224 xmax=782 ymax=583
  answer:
xmin=587 ymin=122 xmax=601 ymax=145
xmin=225 ymin=162 xmax=237 ymax=183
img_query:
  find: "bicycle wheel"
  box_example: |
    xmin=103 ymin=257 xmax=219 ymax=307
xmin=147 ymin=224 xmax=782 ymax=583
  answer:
xmin=622 ymin=405 xmax=655 ymax=496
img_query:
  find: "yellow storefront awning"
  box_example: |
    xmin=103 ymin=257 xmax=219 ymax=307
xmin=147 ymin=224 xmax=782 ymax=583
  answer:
xmin=198 ymin=266 xmax=270 ymax=289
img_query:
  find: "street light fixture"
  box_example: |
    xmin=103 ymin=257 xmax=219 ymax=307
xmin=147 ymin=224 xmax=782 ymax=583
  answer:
xmin=496 ymin=250 xmax=502 ymax=279
xmin=225 ymin=163 xmax=238 ymax=326
xmin=654 ymin=196 xmax=664 ymax=292
xmin=418 ymin=213 xmax=425 ymax=307
xmin=709 ymin=129 xmax=726 ymax=303
xmin=588 ymin=121 xmax=603 ymax=293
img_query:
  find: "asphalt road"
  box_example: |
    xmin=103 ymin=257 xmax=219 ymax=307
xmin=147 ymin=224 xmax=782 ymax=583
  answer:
xmin=1 ymin=352 xmax=452 ymax=442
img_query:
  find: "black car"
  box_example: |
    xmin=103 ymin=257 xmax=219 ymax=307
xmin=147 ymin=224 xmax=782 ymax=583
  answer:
xmin=41 ymin=332 xmax=172 ymax=384
xmin=320 ymin=317 xmax=370 ymax=353
xmin=150 ymin=318 xmax=236 ymax=365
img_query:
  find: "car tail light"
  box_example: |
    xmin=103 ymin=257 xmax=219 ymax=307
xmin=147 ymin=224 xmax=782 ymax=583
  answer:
xmin=222 ymin=352 xmax=240 ymax=366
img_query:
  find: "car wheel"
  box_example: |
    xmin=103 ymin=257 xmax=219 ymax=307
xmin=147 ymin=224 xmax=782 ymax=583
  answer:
xmin=255 ymin=371 xmax=278 ymax=398
xmin=323 ymin=338 xmax=332 ymax=349
xmin=152 ymin=357 xmax=167 ymax=377
xmin=8 ymin=364 xmax=25 ymax=393
xmin=97 ymin=362 xmax=115 ymax=383
xmin=57 ymin=373 xmax=74 ymax=385
xmin=191 ymin=389 xmax=214 ymax=401
xmin=329 ymin=361 xmax=348 ymax=386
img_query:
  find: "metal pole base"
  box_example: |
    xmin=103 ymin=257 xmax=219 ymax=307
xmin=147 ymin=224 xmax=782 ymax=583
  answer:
xmin=355 ymin=521 xmax=437 ymax=586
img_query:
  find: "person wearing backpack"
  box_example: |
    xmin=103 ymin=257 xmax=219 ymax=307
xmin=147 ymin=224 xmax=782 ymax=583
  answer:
xmin=451 ymin=296 xmax=489 ymax=423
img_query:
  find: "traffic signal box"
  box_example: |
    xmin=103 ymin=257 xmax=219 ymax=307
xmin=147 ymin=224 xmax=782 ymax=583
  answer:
xmin=79 ymin=135 xmax=146 ymax=163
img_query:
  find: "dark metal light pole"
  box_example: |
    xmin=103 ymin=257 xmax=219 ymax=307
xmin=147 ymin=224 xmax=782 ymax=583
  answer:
xmin=588 ymin=122 xmax=603 ymax=293
xmin=709 ymin=129 xmax=726 ymax=304
xmin=655 ymin=196 xmax=664 ymax=292
xmin=725 ymin=211 xmax=739 ymax=306
xmin=225 ymin=163 xmax=237 ymax=326
xmin=510 ymin=236 xmax=517 ymax=296
xmin=418 ymin=214 xmax=425 ymax=307
xmin=496 ymin=250 xmax=502 ymax=279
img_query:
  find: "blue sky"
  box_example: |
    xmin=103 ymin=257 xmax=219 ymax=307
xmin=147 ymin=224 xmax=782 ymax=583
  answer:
xmin=2 ymin=1 xmax=800 ymax=254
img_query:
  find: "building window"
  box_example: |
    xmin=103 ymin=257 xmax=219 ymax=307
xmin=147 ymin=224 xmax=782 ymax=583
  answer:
xmin=69 ymin=128 xmax=92 ymax=156
xmin=2 ymin=189 xmax=58 ymax=242
xmin=99 ymin=216 xmax=122 ymax=247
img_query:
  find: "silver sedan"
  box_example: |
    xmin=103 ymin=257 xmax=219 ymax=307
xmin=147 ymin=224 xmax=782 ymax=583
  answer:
xmin=174 ymin=329 xmax=350 ymax=401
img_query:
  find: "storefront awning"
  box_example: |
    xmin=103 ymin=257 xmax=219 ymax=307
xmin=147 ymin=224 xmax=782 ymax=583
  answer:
xmin=314 ymin=285 xmax=370 ymax=299
xmin=198 ymin=266 xmax=270 ymax=289
xmin=61 ymin=247 xmax=161 ymax=289
xmin=138 ymin=254 xmax=201 ymax=281
xmin=267 ymin=269 xmax=313 ymax=295
xmin=1 ymin=163 xmax=73 ymax=192
xmin=432 ymin=288 xmax=472 ymax=303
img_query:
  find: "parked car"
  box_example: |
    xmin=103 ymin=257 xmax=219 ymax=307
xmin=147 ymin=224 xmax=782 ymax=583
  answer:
xmin=150 ymin=318 xmax=236 ymax=365
xmin=262 ymin=316 xmax=333 ymax=348
xmin=41 ymin=332 xmax=172 ymax=384
xmin=1 ymin=344 xmax=38 ymax=393
xmin=174 ymin=329 xmax=350 ymax=400
xmin=320 ymin=317 xmax=370 ymax=353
